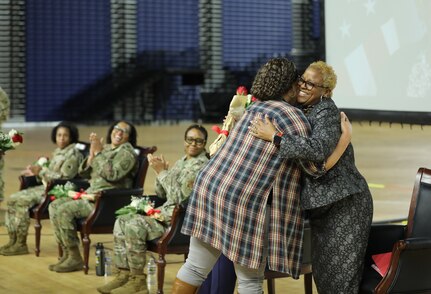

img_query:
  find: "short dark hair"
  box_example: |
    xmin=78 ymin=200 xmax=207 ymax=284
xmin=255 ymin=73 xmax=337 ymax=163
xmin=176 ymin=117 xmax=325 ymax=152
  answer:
xmin=184 ymin=124 xmax=208 ymax=141
xmin=250 ymin=57 xmax=298 ymax=101
xmin=51 ymin=121 xmax=79 ymax=144
xmin=106 ymin=120 xmax=137 ymax=147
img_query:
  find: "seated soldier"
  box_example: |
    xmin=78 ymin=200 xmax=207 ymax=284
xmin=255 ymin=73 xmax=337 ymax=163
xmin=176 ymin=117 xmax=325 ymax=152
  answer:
xmin=48 ymin=120 xmax=139 ymax=273
xmin=0 ymin=122 xmax=83 ymax=256
xmin=97 ymin=124 xmax=209 ymax=294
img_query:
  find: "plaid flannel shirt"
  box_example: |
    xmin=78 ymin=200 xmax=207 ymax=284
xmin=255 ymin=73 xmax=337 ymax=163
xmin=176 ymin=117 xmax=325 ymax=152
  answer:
xmin=182 ymin=100 xmax=312 ymax=278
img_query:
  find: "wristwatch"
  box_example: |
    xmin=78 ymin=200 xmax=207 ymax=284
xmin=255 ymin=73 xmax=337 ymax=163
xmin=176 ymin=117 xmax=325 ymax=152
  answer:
xmin=272 ymin=132 xmax=283 ymax=147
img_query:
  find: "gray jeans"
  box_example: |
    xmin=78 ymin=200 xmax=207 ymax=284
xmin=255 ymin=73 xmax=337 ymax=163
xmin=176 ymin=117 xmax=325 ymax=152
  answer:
xmin=177 ymin=209 xmax=269 ymax=294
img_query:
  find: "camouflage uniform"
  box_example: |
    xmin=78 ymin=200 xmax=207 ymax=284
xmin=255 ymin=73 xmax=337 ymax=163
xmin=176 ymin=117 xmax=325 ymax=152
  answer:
xmin=5 ymin=143 xmax=83 ymax=236
xmin=113 ymin=151 xmax=209 ymax=271
xmin=0 ymin=143 xmax=83 ymax=256
xmin=49 ymin=142 xmax=137 ymax=248
xmin=0 ymin=87 xmax=10 ymax=202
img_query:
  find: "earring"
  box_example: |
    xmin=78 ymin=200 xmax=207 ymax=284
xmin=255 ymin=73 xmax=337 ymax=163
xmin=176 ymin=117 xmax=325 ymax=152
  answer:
xmin=320 ymin=95 xmax=323 ymax=102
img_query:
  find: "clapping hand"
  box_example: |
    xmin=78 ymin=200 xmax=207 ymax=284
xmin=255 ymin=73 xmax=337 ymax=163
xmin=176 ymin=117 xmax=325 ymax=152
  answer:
xmin=87 ymin=132 xmax=104 ymax=164
xmin=89 ymin=132 xmax=103 ymax=157
xmin=147 ymin=154 xmax=169 ymax=175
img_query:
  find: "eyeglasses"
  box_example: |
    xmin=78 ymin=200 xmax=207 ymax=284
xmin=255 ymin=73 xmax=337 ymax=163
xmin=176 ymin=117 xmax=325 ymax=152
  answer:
xmin=113 ymin=125 xmax=130 ymax=135
xmin=298 ymin=77 xmax=327 ymax=90
xmin=185 ymin=137 xmax=205 ymax=146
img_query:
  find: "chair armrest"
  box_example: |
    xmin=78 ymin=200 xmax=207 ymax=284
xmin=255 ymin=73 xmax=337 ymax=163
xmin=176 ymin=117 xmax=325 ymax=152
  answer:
xmin=100 ymin=187 xmax=143 ymax=198
xmin=155 ymin=204 xmax=189 ymax=249
xmin=19 ymin=175 xmax=41 ymax=190
xmin=376 ymin=238 xmax=431 ymax=293
xmin=404 ymin=237 xmax=431 ymax=248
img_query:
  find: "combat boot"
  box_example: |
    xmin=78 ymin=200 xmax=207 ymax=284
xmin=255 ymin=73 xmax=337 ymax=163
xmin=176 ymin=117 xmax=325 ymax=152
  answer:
xmin=48 ymin=245 xmax=69 ymax=271
xmin=97 ymin=268 xmax=130 ymax=294
xmin=54 ymin=245 xmax=84 ymax=272
xmin=2 ymin=232 xmax=29 ymax=256
xmin=111 ymin=268 xmax=148 ymax=294
xmin=0 ymin=231 xmax=17 ymax=254
xmin=171 ymin=278 xmax=199 ymax=294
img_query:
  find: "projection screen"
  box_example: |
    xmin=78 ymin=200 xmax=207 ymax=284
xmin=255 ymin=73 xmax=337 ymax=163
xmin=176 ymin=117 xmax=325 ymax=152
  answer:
xmin=325 ymin=0 xmax=431 ymax=116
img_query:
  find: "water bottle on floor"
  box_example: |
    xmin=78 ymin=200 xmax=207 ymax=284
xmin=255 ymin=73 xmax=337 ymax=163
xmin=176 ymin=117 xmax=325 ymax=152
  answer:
xmin=95 ymin=242 xmax=105 ymax=276
xmin=147 ymin=256 xmax=157 ymax=293
xmin=104 ymin=250 xmax=112 ymax=277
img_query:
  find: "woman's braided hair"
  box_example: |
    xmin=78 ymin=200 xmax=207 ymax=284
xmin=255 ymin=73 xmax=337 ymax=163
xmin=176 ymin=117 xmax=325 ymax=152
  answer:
xmin=250 ymin=57 xmax=298 ymax=101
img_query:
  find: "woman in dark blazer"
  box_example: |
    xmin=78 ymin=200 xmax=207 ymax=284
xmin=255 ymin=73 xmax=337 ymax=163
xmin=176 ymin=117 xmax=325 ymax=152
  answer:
xmin=251 ymin=60 xmax=373 ymax=294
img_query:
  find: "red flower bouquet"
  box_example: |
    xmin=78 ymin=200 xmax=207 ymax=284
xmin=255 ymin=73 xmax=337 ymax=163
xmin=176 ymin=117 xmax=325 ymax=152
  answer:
xmin=115 ymin=196 xmax=163 ymax=221
xmin=48 ymin=181 xmax=78 ymax=201
xmin=0 ymin=129 xmax=23 ymax=152
xmin=67 ymin=190 xmax=96 ymax=201
xmin=209 ymin=86 xmax=257 ymax=157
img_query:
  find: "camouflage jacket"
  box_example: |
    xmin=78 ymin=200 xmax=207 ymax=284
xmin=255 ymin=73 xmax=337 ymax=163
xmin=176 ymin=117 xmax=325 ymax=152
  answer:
xmin=79 ymin=142 xmax=138 ymax=193
xmin=39 ymin=143 xmax=84 ymax=184
xmin=155 ymin=151 xmax=209 ymax=224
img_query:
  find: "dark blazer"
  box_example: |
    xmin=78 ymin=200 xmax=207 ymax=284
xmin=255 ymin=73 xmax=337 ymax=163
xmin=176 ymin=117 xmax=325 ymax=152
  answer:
xmin=279 ymin=98 xmax=370 ymax=209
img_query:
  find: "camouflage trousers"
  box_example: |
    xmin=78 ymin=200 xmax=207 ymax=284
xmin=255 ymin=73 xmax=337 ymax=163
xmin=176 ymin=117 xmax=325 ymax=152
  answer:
xmin=5 ymin=185 xmax=45 ymax=235
xmin=114 ymin=213 xmax=166 ymax=271
xmin=49 ymin=197 xmax=94 ymax=247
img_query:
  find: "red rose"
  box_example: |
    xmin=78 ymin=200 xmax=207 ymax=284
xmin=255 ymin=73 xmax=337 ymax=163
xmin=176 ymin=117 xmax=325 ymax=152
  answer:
xmin=50 ymin=195 xmax=56 ymax=201
xmin=147 ymin=208 xmax=161 ymax=216
xmin=73 ymin=189 xmax=86 ymax=200
xmin=12 ymin=133 xmax=23 ymax=143
xmin=236 ymin=86 xmax=248 ymax=95
xmin=251 ymin=96 xmax=258 ymax=102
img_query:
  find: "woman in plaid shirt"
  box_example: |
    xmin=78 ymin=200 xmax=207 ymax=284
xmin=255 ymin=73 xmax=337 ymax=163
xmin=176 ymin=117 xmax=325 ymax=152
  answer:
xmin=172 ymin=58 xmax=324 ymax=294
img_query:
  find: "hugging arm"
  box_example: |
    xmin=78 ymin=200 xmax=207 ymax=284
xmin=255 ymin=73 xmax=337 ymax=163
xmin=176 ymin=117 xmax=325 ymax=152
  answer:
xmin=250 ymin=110 xmax=352 ymax=172
xmin=325 ymin=112 xmax=351 ymax=169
